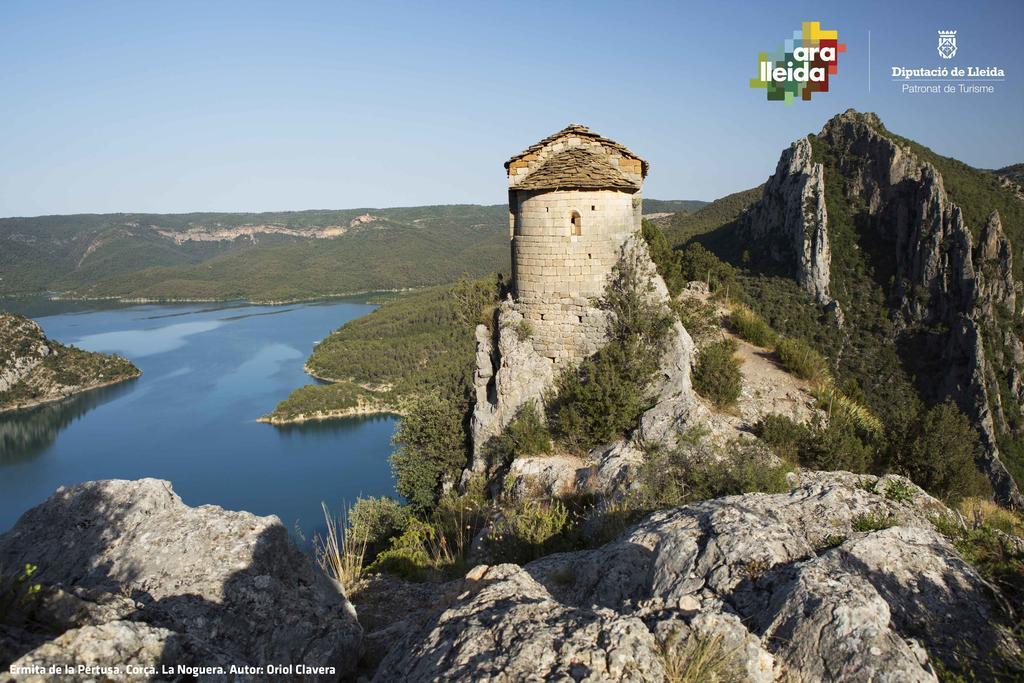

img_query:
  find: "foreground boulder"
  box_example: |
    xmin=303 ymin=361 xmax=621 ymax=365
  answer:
xmin=375 ymin=471 xmax=1022 ymax=682
xmin=0 ymin=479 xmax=361 ymax=681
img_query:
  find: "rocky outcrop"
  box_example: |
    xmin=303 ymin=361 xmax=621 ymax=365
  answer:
xmin=468 ymin=236 xmax=699 ymax=490
xmin=0 ymin=314 xmax=141 ymax=414
xmin=818 ymin=111 xmax=1022 ymax=506
xmin=742 ymin=110 xmax=1023 ymax=507
xmin=153 ymin=223 xmax=352 ymax=244
xmin=375 ymin=472 xmax=1023 ymax=681
xmin=468 ymin=302 xmax=555 ymax=473
xmin=0 ymin=316 xmax=51 ymax=394
xmin=0 ymin=479 xmax=362 ymax=680
xmin=978 ymin=211 xmax=1018 ymax=316
xmin=739 ymin=137 xmax=834 ymax=309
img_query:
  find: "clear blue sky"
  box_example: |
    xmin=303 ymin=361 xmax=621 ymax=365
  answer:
xmin=1 ymin=0 xmax=1021 ymax=217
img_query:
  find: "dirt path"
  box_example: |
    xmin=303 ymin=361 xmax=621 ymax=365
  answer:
xmin=682 ymin=289 xmax=819 ymax=441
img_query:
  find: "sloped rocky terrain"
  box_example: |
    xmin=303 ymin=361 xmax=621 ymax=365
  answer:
xmin=373 ymin=472 xmax=1021 ymax=681
xmin=0 ymin=479 xmax=362 ymax=681
xmin=0 ymin=314 xmax=139 ymax=413
xmin=729 ymin=110 xmax=1024 ymax=505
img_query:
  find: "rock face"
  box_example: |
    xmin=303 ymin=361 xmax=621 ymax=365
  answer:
xmin=740 ymin=136 xmax=834 ymax=309
xmin=469 ymin=236 xmax=700 ymax=487
xmin=469 ymin=301 xmax=556 ymax=471
xmin=0 ymin=314 xmax=141 ymax=414
xmin=0 ymin=479 xmax=362 ymax=680
xmin=740 ymin=110 xmax=1023 ymax=507
xmin=374 ymin=472 xmax=1022 ymax=682
xmin=0 ymin=316 xmax=51 ymax=394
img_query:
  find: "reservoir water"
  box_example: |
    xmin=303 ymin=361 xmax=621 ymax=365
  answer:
xmin=0 ymin=298 xmax=398 ymax=541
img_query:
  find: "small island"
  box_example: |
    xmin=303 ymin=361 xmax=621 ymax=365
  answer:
xmin=0 ymin=313 xmax=141 ymax=413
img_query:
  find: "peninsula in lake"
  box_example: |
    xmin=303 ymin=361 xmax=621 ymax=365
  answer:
xmin=0 ymin=313 xmax=140 ymax=413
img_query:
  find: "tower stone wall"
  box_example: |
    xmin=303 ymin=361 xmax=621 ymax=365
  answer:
xmin=504 ymin=125 xmax=648 ymax=367
xmin=512 ymin=189 xmax=640 ymax=363
xmin=468 ymin=125 xmax=698 ymax=476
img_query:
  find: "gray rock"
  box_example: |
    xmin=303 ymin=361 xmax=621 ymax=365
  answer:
xmin=0 ymin=479 xmax=361 ymax=680
xmin=379 ymin=472 xmax=1021 ymax=681
xmin=372 ymin=564 xmax=664 ymax=682
xmin=468 ymin=301 xmax=555 ymax=474
xmin=739 ymin=136 xmax=834 ymax=308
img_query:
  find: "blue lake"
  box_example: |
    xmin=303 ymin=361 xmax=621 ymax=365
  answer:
xmin=0 ymin=298 xmax=398 ymax=542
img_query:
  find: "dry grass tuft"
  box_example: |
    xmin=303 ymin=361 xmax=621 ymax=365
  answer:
xmin=313 ymin=502 xmax=369 ymax=595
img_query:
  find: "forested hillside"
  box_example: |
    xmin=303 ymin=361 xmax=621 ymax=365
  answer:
xmin=0 ymin=205 xmax=510 ymax=301
xmin=0 ymin=201 xmax=704 ymax=303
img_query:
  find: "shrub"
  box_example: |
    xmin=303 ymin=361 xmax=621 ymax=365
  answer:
xmin=729 ymin=306 xmax=778 ymax=348
xmin=672 ymin=298 xmax=718 ymax=338
xmin=348 ymin=496 xmax=410 ymax=560
xmin=756 ymin=414 xmax=875 ymax=474
xmin=775 ymin=337 xmax=831 ymax=383
xmin=488 ymin=400 xmax=551 ymax=468
xmin=883 ymin=478 xmax=915 ymax=503
xmin=957 ymin=497 xmax=1024 ymax=538
xmin=895 ymin=401 xmax=991 ymax=505
xmin=755 ymin=414 xmax=807 ymax=462
xmin=488 ymin=498 xmax=572 ymax=564
xmin=313 ymin=503 xmax=368 ymax=594
xmin=693 ymin=339 xmax=742 ymax=408
xmin=370 ymin=482 xmax=488 ymax=580
xmin=636 ymin=430 xmax=792 ymax=510
xmin=450 ymin=276 xmax=500 ymax=329
xmin=514 ymin=319 xmax=533 ymax=341
xmin=852 ymin=511 xmax=897 ymax=532
xmin=811 ymin=384 xmax=883 ymax=436
xmin=678 ymin=243 xmax=742 ymax=297
xmin=550 ymin=249 xmax=674 ymax=452
xmin=390 ymin=394 xmax=469 ymax=513
xmin=794 ymin=415 xmax=875 ymax=474
xmin=658 ymin=630 xmax=744 ymax=683
xmin=367 ymin=518 xmax=441 ymax=580
xmin=0 ymin=563 xmax=41 ymax=624
xmin=641 ymin=219 xmax=685 ymax=297
xmin=931 ymin=510 xmax=1024 ymax=602
xmin=551 ymin=341 xmax=657 ymax=451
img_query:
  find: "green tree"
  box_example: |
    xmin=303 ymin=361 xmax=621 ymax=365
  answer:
xmin=550 ymin=248 xmax=674 ymax=451
xmin=390 ymin=394 xmax=468 ymax=512
xmin=896 ymin=401 xmax=989 ymax=504
xmin=641 ymin=219 xmax=684 ymax=297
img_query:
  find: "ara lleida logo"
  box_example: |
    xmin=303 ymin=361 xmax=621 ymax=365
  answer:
xmin=750 ymin=22 xmax=846 ymax=104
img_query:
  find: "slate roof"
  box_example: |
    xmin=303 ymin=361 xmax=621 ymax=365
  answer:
xmin=515 ymin=147 xmax=640 ymax=191
xmin=505 ymin=124 xmax=649 ymax=177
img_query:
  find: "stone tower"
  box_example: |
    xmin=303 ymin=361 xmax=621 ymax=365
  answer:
xmin=505 ymin=124 xmax=648 ymax=366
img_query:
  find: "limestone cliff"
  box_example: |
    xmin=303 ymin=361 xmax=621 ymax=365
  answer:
xmin=739 ymin=110 xmax=1024 ymax=507
xmin=740 ymin=136 xmax=835 ymax=311
xmin=468 ymin=235 xmax=699 ymax=484
xmin=0 ymin=314 xmax=140 ymax=413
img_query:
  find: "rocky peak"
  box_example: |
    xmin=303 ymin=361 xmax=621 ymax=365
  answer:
xmin=739 ymin=137 xmax=834 ymax=310
xmin=740 ymin=110 xmax=1023 ymax=507
xmin=978 ymin=210 xmax=1017 ymax=315
xmin=0 ymin=315 xmax=51 ymax=394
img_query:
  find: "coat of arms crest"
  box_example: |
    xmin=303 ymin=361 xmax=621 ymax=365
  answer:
xmin=938 ymin=30 xmax=957 ymax=59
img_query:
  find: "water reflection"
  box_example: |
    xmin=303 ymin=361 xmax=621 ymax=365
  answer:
xmin=73 ymin=320 xmax=224 ymax=357
xmin=271 ymin=413 xmax=399 ymax=438
xmin=0 ymin=380 xmax=138 ymax=464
